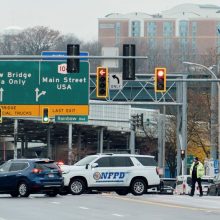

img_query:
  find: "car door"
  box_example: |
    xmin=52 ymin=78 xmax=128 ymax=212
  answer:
xmin=0 ymin=161 xmax=12 ymax=191
xmin=89 ymin=156 xmax=133 ymax=187
xmin=6 ymin=162 xmax=29 ymax=190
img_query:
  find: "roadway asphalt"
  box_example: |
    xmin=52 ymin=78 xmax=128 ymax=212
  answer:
xmin=0 ymin=193 xmax=220 ymax=220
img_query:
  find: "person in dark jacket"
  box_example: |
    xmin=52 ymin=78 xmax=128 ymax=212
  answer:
xmin=189 ymin=157 xmax=204 ymax=196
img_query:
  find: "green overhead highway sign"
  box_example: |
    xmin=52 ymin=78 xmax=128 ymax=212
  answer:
xmin=55 ymin=115 xmax=88 ymax=122
xmin=0 ymin=61 xmax=89 ymax=117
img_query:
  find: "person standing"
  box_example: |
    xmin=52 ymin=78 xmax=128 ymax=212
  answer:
xmin=190 ymin=157 xmax=204 ymax=196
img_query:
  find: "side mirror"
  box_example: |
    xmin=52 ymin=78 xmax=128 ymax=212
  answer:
xmin=91 ymin=163 xmax=99 ymax=168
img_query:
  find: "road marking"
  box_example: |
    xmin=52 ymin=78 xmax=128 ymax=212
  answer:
xmin=51 ymin=202 xmax=60 ymax=205
xmin=79 ymin=206 xmax=89 ymax=210
xmin=104 ymin=195 xmax=220 ymax=213
xmin=112 ymin=213 xmax=124 ymax=217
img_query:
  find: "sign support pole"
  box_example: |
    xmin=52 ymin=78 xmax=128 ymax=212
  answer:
xmin=68 ymin=124 xmax=73 ymax=165
xmin=100 ymin=127 xmax=104 ymax=153
xmin=14 ymin=119 xmax=18 ymax=159
xmin=129 ymin=129 xmax=135 ymax=154
xmin=47 ymin=125 xmax=52 ymax=159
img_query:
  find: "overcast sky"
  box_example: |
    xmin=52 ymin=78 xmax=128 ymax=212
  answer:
xmin=1 ymin=0 xmax=220 ymax=41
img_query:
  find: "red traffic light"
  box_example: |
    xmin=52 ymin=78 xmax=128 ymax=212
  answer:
xmin=155 ymin=67 xmax=166 ymax=92
xmin=157 ymin=70 xmax=165 ymax=77
xmin=96 ymin=67 xmax=108 ymax=98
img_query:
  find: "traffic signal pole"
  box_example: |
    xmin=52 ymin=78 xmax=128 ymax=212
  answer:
xmin=129 ymin=129 xmax=135 ymax=154
xmin=176 ymin=75 xmax=188 ymax=175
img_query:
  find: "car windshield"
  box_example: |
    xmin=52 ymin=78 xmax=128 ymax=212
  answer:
xmin=74 ymin=156 xmax=98 ymax=166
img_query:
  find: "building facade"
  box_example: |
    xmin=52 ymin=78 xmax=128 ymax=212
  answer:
xmin=98 ymin=4 xmax=220 ymax=61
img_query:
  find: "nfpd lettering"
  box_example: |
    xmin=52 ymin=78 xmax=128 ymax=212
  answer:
xmin=100 ymin=172 xmax=125 ymax=179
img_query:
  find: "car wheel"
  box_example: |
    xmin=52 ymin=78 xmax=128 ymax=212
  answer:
xmin=46 ymin=190 xmax=58 ymax=197
xmin=130 ymin=179 xmax=147 ymax=196
xmin=115 ymin=189 xmax=129 ymax=196
xmin=10 ymin=192 xmax=19 ymax=197
xmin=69 ymin=178 xmax=86 ymax=195
xmin=18 ymin=182 xmax=30 ymax=197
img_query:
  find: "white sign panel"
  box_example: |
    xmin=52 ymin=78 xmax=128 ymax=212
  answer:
xmin=101 ymin=47 xmax=119 ymax=68
xmin=109 ymin=73 xmax=123 ymax=90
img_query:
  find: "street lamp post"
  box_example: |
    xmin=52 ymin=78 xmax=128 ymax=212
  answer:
xmin=183 ymin=62 xmax=220 ymax=165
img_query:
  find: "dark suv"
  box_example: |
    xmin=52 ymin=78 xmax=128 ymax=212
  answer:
xmin=0 ymin=159 xmax=63 ymax=197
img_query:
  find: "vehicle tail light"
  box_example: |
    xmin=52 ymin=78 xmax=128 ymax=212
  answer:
xmin=156 ymin=167 xmax=159 ymax=175
xmin=32 ymin=168 xmax=42 ymax=174
xmin=57 ymin=161 xmax=64 ymax=166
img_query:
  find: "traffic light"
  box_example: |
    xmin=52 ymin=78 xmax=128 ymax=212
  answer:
xmin=155 ymin=67 xmax=166 ymax=92
xmin=123 ymin=44 xmax=136 ymax=80
xmin=0 ymin=107 xmax=2 ymax=123
xmin=181 ymin=150 xmax=185 ymax=160
xmin=42 ymin=108 xmax=49 ymax=123
xmin=131 ymin=114 xmax=138 ymax=130
xmin=146 ymin=118 xmax=150 ymax=126
xmin=96 ymin=67 xmax=108 ymax=98
xmin=67 ymin=44 xmax=80 ymax=73
xmin=137 ymin=113 xmax=144 ymax=128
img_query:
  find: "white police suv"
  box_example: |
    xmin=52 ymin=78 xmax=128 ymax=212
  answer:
xmin=60 ymin=154 xmax=160 ymax=196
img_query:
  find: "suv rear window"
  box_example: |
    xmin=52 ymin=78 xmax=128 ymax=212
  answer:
xmin=110 ymin=157 xmax=133 ymax=167
xmin=95 ymin=156 xmax=134 ymax=167
xmin=135 ymin=157 xmax=156 ymax=166
xmin=9 ymin=162 xmax=29 ymax=171
xmin=34 ymin=161 xmax=58 ymax=170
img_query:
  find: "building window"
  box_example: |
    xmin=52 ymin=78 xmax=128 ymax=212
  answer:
xmin=147 ymin=22 xmax=157 ymax=49
xmin=192 ymin=21 xmax=197 ymax=36
xmin=191 ymin=22 xmax=197 ymax=54
xmin=163 ymin=21 xmax=173 ymax=50
xmin=217 ymin=23 xmax=220 ymax=53
xmin=131 ymin=20 xmax=141 ymax=37
xmin=179 ymin=20 xmax=189 ymax=54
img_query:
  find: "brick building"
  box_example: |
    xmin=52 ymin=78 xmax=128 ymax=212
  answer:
xmin=98 ymin=3 xmax=220 ymax=67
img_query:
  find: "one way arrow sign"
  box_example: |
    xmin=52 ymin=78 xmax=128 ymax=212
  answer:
xmin=109 ymin=73 xmax=123 ymax=90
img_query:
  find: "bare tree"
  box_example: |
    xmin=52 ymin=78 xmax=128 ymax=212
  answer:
xmin=0 ymin=34 xmax=18 ymax=55
xmin=54 ymin=34 xmax=82 ymax=51
xmin=81 ymin=40 xmax=101 ymax=72
xmin=15 ymin=26 xmax=61 ymax=55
